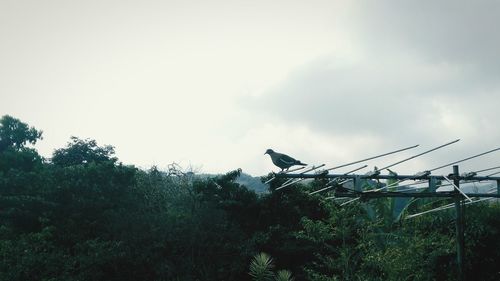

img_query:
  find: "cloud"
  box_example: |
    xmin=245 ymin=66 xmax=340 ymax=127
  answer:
xmin=248 ymin=0 xmax=499 ymax=132
xmin=2 ymin=0 xmax=499 ymax=175
xmin=241 ymin=1 xmax=500 ymax=174
xmin=352 ymin=0 xmax=500 ymax=74
xmin=249 ymin=57 xmax=485 ymax=138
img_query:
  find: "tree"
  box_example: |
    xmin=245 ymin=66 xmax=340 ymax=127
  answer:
xmin=0 ymin=115 xmax=42 ymax=152
xmin=52 ymin=137 xmax=117 ymax=166
xmin=0 ymin=113 xmax=45 ymax=192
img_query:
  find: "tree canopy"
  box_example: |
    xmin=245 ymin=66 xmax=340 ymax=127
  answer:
xmin=1 ymin=115 xmax=499 ymax=281
xmin=52 ymin=136 xmax=117 ymax=166
xmin=0 ymin=115 xmax=42 ymax=152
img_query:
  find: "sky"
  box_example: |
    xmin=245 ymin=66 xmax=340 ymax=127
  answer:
xmin=1 ymin=0 xmax=500 ymax=176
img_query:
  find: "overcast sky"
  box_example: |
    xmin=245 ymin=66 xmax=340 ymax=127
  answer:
xmin=1 ymin=0 xmax=499 ymax=176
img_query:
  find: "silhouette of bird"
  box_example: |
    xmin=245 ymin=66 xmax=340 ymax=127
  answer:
xmin=264 ymin=149 xmax=307 ymax=171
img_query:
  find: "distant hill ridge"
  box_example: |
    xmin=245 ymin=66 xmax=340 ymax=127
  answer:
xmin=234 ymin=173 xmax=269 ymax=194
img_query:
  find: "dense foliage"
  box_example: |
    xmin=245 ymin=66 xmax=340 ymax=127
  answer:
xmin=1 ymin=115 xmax=499 ymax=280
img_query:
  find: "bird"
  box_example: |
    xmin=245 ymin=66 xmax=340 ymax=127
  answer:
xmin=264 ymin=149 xmax=307 ymax=172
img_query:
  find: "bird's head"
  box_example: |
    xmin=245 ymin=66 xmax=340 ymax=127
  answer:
xmin=264 ymin=149 xmax=274 ymax=155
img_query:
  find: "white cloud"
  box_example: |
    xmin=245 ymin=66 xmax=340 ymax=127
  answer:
xmin=1 ymin=0 xmax=499 ymax=176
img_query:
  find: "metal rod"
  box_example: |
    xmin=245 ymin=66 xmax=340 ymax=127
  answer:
xmin=370 ymin=179 xmax=404 ymax=192
xmin=474 ymin=165 xmax=500 ymax=174
xmin=310 ymin=185 xmax=333 ymax=195
xmin=340 ymin=197 xmax=359 ymax=206
xmin=309 ymin=179 xmax=353 ymax=195
xmin=377 ymin=139 xmax=460 ymax=172
xmin=370 ymin=170 xmax=432 ymax=193
xmin=275 ymin=165 xmax=321 ymax=186
xmin=453 ymin=165 xmax=465 ymax=281
xmin=429 ymin=147 xmax=500 ymax=172
xmin=275 ymin=178 xmax=303 ymax=190
xmin=328 ymin=191 xmax=500 ymax=199
xmin=301 ymin=164 xmax=325 ymax=174
xmin=309 ymin=185 xmax=334 ymax=195
xmin=326 ymin=165 xmax=367 ymax=185
xmin=310 ymin=165 xmax=368 ymax=195
xmin=274 ymin=172 xmax=500 ymax=181
xmin=405 ymin=196 xmax=495 ymax=219
xmin=275 ymin=164 xmax=326 ymax=190
xmin=325 ymin=196 xmax=352 ymax=201
xmin=398 ymin=185 xmax=431 ymax=192
xmin=487 ymin=171 xmax=500 ymax=177
xmin=264 ymin=166 xmax=306 ymax=184
xmin=325 ymin=144 xmax=419 ymax=172
xmin=391 ymin=180 xmax=428 ymax=192
xmin=407 ymin=204 xmax=455 ymax=219
xmin=443 ymin=175 xmax=473 ymax=202
xmin=280 ymin=178 xmax=296 ymax=186
xmin=281 ymin=166 xmax=315 ymax=185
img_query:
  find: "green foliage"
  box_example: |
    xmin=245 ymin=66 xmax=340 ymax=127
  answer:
xmin=0 ymin=115 xmax=42 ymax=152
xmin=249 ymin=252 xmax=275 ymax=281
xmin=462 ymin=203 xmax=500 ymax=281
xmin=275 ymin=270 xmax=294 ymax=281
xmin=249 ymin=252 xmax=294 ymax=281
xmin=0 ymin=115 xmax=43 ymax=174
xmin=52 ymin=137 xmax=117 ymax=166
xmin=2 ymin=115 xmax=500 ymax=281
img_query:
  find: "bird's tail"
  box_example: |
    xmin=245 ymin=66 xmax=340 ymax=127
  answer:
xmin=296 ymin=161 xmax=307 ymax=166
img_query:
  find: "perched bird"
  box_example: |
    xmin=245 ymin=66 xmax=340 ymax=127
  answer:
xmin=264 ymin=149 xmax=307 ymax=171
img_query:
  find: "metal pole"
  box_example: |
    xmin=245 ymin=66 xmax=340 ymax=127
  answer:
xmin=430 ymin=147 xmax=500 ymax=172
xmin=275 ymin=172 xmax=500 ymax=181
xmin=377 ymin=139 xmax=460 ymax=172
xmin=325 ymin=144 xmax=419 ymax=171
xmin=473 ymin=165 xmax=500 ymax=174
xmin=428 ymin=176 xmax=437 ymax=192
xmin=453 ymin=165 xmax=465 ymax=281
